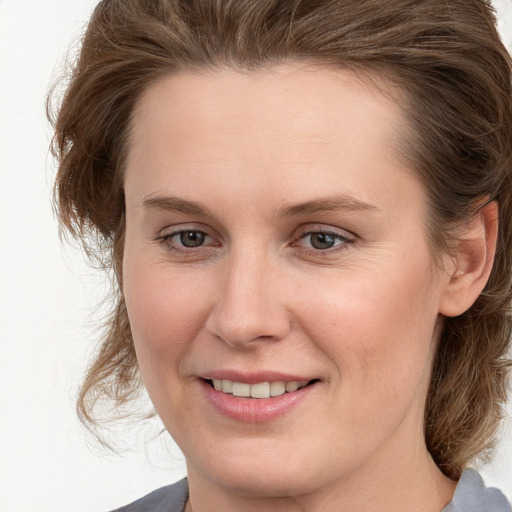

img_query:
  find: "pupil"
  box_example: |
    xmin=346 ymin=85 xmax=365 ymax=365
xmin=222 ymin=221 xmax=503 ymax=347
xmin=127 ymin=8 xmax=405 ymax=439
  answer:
xmin=180 ymin=231 xmax=205 ymax=247
xmin=311 ymin=233 xmax=335 ymax=249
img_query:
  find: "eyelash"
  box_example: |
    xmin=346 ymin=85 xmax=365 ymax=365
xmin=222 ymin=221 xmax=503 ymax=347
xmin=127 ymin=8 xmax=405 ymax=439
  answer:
xmin=156 ymin=226 xmax=356 ymax=256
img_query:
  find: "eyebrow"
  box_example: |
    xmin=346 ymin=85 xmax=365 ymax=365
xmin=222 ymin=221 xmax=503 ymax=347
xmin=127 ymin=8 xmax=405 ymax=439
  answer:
xmin=277 ymin=195 xmax=379 ymax=217
xmin=142 ymin=195 xmax=214 ymax=216
xmin=142 ymin=193 xmax=379 ymax=217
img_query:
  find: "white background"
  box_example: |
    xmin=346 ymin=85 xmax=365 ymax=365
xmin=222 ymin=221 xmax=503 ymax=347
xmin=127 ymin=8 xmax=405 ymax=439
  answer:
xmin=0 ymin=1 xmax=511 ymax=511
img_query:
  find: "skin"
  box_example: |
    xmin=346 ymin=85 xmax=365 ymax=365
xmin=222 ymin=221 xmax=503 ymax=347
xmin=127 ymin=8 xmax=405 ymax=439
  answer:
xmin=122 ymin=63 xmax=495 ymax=512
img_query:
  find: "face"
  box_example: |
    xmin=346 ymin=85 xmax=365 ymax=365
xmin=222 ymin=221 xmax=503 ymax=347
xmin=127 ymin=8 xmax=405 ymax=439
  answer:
xmin=123 ymin=64 xmax=451 ymax=499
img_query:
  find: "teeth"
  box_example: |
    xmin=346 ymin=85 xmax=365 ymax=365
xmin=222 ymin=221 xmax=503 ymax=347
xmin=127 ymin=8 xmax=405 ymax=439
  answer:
xmin=232 ymin=382 xmax=251 ymax=397
xmin=270 ymin=381 xmax=286 ymax=397
xmin=221 ymin=380 xmax=233 ymax=393
xmin=285 ymin=381 xmax=300 ymax=392
xmin=250 ymin=382 xmax=270 ymax=399
xmin=211 ymin=379 xmax=311 ymax=399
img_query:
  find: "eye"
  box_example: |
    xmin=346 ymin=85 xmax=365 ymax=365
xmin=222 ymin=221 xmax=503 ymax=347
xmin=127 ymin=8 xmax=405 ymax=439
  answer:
xmin=176 ymin=230 xmax=207 ymax=248
xmin=305 ymin=232 xmax=342 ymax=250
xmin=292 ymin=227 xmax=355 ymax=254
xmin=157 ymin=227 xmax=218 ymax=254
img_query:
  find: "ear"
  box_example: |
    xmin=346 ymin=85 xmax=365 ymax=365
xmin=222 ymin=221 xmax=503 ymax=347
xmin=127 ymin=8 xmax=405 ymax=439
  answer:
xmin=439 ymin=200 xmax=498 ymax=318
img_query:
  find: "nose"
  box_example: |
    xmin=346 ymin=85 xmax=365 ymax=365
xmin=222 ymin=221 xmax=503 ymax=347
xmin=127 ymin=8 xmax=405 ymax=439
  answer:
xmin=205 ymin=249 xmax=292 ymax=348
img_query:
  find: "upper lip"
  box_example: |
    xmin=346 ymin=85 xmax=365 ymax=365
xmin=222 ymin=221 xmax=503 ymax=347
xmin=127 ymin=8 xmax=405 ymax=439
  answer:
xmin=200 ymin=369 xmax=316 ymax=384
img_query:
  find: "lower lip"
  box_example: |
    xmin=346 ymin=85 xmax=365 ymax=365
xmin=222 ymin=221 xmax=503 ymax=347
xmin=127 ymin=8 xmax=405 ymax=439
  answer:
xmin=200 ymin=380 xmax=317 ymax=423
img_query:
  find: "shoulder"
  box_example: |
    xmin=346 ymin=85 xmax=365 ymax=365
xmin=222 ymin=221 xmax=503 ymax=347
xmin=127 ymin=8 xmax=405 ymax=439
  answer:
xmin=110 ymin=478 xmax=189 ymax=512
xmin=442 ymin=469 xmax=511 ymax=512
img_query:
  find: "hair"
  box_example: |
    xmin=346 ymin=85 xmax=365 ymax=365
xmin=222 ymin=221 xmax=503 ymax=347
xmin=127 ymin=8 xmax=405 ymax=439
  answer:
xmin=48 ymin=0 xmax=512 ymax=480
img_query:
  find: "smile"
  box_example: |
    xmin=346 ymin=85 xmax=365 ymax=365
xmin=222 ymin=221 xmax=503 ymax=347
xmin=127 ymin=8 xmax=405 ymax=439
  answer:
xmin=210 ymin=379 xmax=312 ymax=399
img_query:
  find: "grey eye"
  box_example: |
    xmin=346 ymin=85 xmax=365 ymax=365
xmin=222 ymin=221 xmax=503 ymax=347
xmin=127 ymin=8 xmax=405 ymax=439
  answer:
xmin=308 ymin=232 xmax=338 ymax=250
xmin=179 ymin=231 xmax=206 ymax=247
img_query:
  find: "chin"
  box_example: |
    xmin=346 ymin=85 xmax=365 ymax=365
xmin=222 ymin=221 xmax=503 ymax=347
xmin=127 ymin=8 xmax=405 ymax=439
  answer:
xmin=185 ymin=437 xmax=340 ymax=500
xmin=209 ymin=464 xmax=315 ymax=498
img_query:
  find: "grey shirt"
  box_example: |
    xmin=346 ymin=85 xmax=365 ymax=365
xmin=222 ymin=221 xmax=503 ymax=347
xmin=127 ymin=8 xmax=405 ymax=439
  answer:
xmin=112 ymin=469 xmax=510 ymax=511
xmin=442 ymin=469 xmax=510 ymax=512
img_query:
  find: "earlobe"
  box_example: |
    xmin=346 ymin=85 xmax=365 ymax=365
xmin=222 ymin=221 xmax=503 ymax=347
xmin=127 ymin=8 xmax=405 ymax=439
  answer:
xmin=439 ymin=201 xmax=498 ymax=318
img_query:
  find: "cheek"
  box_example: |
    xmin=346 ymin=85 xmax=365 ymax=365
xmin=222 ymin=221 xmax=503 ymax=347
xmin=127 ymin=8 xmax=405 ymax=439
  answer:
xmin=299 ymin=259 xmax=440 ymax=399
xmin=124 ymin=238 xmax=209 ymax=334
xmin=122 ymin=255 xmax=211 ymax=389
xmin=294 ymin=265 xmax=441 ymax=458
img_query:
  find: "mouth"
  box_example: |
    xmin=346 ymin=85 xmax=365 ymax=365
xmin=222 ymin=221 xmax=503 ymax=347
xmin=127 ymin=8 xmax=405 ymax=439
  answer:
xmin=205 ymin=378 xmax=319 ymax=399
xmin=201 ymin=374 xmax=320 ymax=422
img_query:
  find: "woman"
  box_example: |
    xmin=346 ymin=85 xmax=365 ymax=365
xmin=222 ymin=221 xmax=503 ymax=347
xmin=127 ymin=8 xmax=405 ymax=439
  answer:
xmin=49 ymin=0 xmax=512 ymax=510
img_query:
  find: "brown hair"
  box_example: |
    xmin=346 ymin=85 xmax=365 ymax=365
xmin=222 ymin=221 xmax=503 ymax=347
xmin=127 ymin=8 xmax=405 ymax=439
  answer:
xmin=48 ymin=0 xmax=512 ymax=479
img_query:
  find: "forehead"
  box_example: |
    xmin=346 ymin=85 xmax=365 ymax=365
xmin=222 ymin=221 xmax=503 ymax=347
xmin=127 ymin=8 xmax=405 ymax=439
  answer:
xmin=124 ymin=63 xmax=416 ymax=213
xmin=128 ymin=63 xmax=406 ymax=159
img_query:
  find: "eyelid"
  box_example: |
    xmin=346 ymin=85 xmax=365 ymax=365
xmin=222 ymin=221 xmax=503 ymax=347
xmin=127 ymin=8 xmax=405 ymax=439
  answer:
xmin=293 ymin=223 xmax=356 ymax=241
xmin=158 ymin=221 xmax=218 ymax=239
